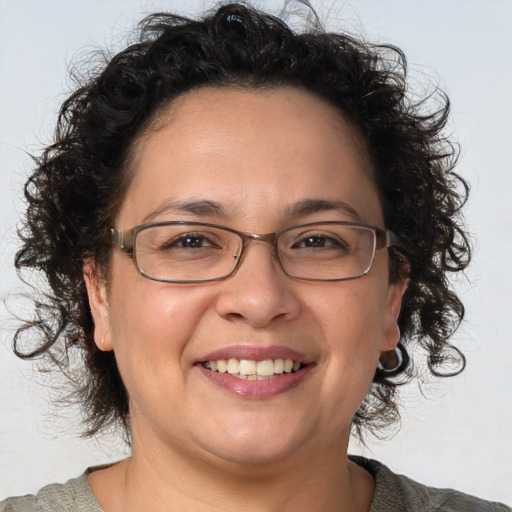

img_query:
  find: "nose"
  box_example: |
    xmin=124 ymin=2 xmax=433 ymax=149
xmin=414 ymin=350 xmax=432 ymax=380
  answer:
xmin=214 ymin=241 xmax=301 ymax=328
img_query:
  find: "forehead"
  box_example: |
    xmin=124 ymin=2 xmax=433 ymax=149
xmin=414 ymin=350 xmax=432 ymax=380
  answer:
xmin=119 ymin=86 xmax=382 ymax=228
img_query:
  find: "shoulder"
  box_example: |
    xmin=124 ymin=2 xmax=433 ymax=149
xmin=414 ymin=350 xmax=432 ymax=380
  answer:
xmin=0 ymin=472 xmax=102 ymax=512
xmin=350 ymin=455 xmax=511 ymax=512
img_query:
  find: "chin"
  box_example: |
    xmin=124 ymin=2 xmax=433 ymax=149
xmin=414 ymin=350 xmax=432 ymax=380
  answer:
xmin=197 ymin=421 xmax=312 ymax=469
xmin=209 ymin=443 xmax=301 ymax=469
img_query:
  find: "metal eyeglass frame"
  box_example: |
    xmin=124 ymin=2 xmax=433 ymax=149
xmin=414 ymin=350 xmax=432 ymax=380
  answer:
xmin=110 ymin=220 xmax=402 ymax=284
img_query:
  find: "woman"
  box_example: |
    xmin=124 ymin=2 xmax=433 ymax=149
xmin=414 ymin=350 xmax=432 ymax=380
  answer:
xmin=1 ymin=2 xmax=509 ymax=511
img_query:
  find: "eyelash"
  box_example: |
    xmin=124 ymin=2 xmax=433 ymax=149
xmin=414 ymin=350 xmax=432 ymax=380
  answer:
xmin=163 ymin=233 xmax=218 ymax=249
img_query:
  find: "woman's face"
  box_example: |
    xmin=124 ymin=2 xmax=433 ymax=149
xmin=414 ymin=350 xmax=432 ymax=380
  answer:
xmin=87 ymin=87 xmax=405 ymax=468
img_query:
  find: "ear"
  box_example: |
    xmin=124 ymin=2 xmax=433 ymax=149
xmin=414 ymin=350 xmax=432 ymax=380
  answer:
xmin=84 ymin=259 xmax=113 ymax=351
xmin=380 ymin=277 xmax=408 ymax=352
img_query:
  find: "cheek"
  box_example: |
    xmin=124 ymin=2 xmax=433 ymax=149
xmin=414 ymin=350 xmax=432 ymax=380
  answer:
xmin=309 ymin=280 xmax=389 ymax=387
xmin=312 ymin=282 xmax=387 ymax=346
xmin=107 ymin=260 xmax=216 ymax=377
xmin=107 ymin=283 xmax=220 ymax=426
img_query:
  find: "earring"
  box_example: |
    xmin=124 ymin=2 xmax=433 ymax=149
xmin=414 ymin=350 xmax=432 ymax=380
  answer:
xmin=377 ymin=345 xmax=403 ymax=373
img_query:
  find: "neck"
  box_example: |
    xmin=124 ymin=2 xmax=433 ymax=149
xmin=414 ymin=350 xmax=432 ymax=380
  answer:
xmin=89 ymin=428 xmax=374 ymax=512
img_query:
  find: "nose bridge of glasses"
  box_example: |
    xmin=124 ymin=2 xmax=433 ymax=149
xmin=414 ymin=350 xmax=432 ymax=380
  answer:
xmin=235 ymin=231 xmax=279 ymax=261
xmin=227 ymin=230 xmax=284 ymax=282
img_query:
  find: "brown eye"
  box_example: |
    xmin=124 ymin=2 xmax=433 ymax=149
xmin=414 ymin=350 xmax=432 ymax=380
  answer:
xmin=162 ymin=232 xmax=219 ymax=250
xmin=292 ymin=233 xmax=347 ymax=250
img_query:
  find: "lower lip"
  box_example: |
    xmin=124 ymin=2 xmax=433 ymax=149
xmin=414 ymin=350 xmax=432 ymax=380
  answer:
xmin=196 ymin=364 xmax=315 ymax=398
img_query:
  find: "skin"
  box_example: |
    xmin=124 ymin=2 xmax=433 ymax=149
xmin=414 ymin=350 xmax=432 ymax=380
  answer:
xmin=85 ymin=87 xmax=407 ymax=511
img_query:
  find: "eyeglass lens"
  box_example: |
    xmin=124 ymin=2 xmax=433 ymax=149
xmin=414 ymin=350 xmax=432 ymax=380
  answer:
xmin=132 ymin=223 xmax=378 ymax=282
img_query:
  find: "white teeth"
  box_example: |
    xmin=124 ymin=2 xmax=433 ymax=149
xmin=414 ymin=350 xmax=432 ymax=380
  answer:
xmin=257 ymin=359 xmax=274 ymax=376
xmin=217 ymin=359 xmax=228 ymax=373
xmin=203 ymin=358 xmax=303 ymax=377
xmin=231 ymin=373 xmax=277 ymax=381
xmin=239 ymin=359 xmax=256 ymax=375
xmin=227 ymin=358 xmax=239 ymax=374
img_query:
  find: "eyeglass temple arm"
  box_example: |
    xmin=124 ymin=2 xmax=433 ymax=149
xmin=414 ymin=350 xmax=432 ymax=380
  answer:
xmin=110 ymin=228 xmax=134 ymax=252
xmin=386 ymin=230 xmax=399 ymax=247
xmin=381 ymin=230 xmax=405 ymax=251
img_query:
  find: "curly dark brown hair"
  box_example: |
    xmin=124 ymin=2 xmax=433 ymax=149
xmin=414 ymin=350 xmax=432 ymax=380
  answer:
xmin=14 ymin=2 xmax=470 ymax=440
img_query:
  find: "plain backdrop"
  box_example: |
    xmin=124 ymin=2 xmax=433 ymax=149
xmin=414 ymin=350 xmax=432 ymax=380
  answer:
xmin=0 ymin=0 xmax=511 ymax=505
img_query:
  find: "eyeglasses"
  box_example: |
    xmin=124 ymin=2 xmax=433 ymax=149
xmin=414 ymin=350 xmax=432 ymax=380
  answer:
xmin=110 ymin=221 xmax=401 ymax=283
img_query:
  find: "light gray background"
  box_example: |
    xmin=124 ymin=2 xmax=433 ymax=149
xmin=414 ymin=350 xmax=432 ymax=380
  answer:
xmin=0 ymin=0 xmax=511 ymax=504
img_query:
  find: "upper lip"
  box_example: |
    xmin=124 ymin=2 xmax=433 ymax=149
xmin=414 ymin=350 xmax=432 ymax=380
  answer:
xmin=198 ymin=345 xmax=314 ymax=364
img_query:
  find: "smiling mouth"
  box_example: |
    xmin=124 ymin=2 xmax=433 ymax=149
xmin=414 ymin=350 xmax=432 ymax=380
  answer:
xmin=202 ymin=358 xmax=306 ymax=380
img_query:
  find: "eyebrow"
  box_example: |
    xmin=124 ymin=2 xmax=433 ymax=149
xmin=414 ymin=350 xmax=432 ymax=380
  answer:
xmin=287 ymin=199 xmax=361 ymax=221
xmin=142 ymin=200 xmax=228 ymax=223
xmin=142 ymin=198 xmax=361 ymax=224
